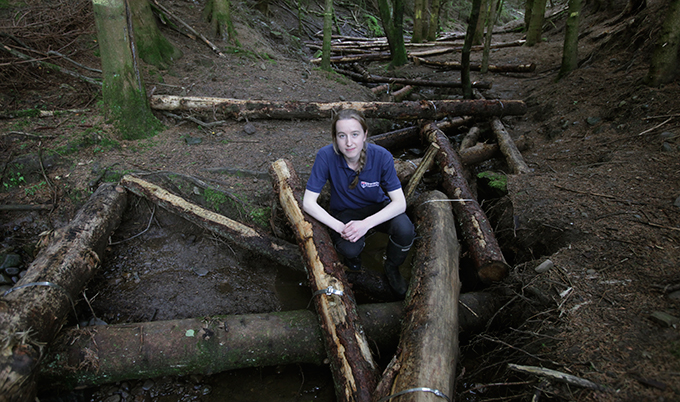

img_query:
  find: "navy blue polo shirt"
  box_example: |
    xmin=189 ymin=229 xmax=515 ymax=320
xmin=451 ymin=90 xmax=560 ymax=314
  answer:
xmin=306 ymin=143 xmax=401 ymax=212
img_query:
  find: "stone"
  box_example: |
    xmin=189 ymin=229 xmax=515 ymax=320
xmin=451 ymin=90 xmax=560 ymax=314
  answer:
xmin=243 ymin=123 xmax=257 ymax=135
xmin=586 ymin=116 xmax=601 ymax=126
xmin=534 ymin=259 xmax=554 ymax=273
xmin=649 ymin=311 xmax=679 ymax=328
xmin=1 ymin=253 xmax=21 ymax=269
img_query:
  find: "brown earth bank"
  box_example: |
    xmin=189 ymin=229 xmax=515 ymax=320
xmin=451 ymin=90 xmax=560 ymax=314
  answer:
xmin=1 ymin=0 xmax=680 ymax=400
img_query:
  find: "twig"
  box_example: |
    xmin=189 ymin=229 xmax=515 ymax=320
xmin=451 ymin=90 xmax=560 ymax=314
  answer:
xmin=162 ymin=112 xmax=226 ymax=128
xmin=630 ymin=219 xmax=680 ymax=232
xmin=0 ymin=204 xmax=54 ymax=211
xmin=47 ymin=50 xmax=102 ymax=73
xmin=109 ymin=204 xmax=156 ymax=245
xmin=553 ymin=183 xmax=615 ymax=199
xmin=638 ymin=117 xmax=672 ymax=136
xmin=508 ymin=363 xmax=610 ymax=392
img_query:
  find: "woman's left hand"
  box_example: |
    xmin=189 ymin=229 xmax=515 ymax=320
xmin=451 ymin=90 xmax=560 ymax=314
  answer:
xmin=341 ymin=220 xmax=370 ymax=242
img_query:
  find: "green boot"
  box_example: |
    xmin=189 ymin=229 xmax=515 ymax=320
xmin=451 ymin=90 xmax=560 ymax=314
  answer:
xmin=384 ymin=237 xmax=412 ymax=298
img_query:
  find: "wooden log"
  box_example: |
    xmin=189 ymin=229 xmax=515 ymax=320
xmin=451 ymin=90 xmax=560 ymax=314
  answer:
xmin=39 ymin=292 xmax=502 ymax=390
xmin=268 ymin=159 xmax=378 ymax=402
xmin=335 ymin=68 xmax=492 ymax=89
xmin=374 ymin=190 xmax=461 ymax=402
xmin=411 ymin=56 xmax=537 ymax=73
xmin=390 ymin=85 xmax=414 ymax=102
xmin=370 ymin=116 xmax=474 ymax=150
xmin=460 ymin=126 xmax=482 ymax=150
xmin=120 ymin=175 xmax=305 ymax=272
xmin=490 ymin=117 xmax=531 ymax=174
xmin=421 ymin=122 xmax=510 ymax=283
xmin=0 ymin=183 xmax=127 ymax=402
xmin=394 ymin=158 xmax=422 ymax=185
xmin=404 ymin=143 xmax=439 ymax=199
xmin=149 ymin=96 xmax=527 ymax=121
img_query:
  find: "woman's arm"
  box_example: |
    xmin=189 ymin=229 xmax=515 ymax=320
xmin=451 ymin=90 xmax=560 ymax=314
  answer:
xmin=302 ymin=189 xmax=346 ymax=234
xmin=342 ymin=188 xmax=407 ymax=243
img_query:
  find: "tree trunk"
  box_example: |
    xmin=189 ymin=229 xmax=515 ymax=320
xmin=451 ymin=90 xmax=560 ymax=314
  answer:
xmin=462 ymin=0 xmax=484 ymax=99
xmin=203 ymin=0 xmax=239 ymax=45
xmin=421 ymin=122 xmax=510 ymax=283
xmin=473 ymin=0 xmax=488 ymax=45
xmin=0 ymin=183 xmax=127 ymax=402
xmin=378 ymin=0 xmax=408 ymax=66
xmin=426 ymin=0 xmax=441 ymax=41
xmin=130 ymin=0 xmax=182 ymax=69
xmin=334 ymin=67 xmax=492 ymax=89
xmin=149 ymin=95 xmax=527 ymax=121
xmin=526 ymin=0 xmax=548 ymax=46
xmin=320 ymin=0 xmax=333 ymax=71
xmin=269 ymin=159 xmax=378 ymax=402
xmin=644 ymin=0 xmax=680 ymax=86
xmin=374 ymin=190 xmax=460 ymax=402
xmin=39 ymin=292 xmax=503 ymax=391
xmin=413 ymin=0 xmax=426 ymax=43
xmin=93 ymin=0 xmax=162 ymax=140
xmin=481 ymin=0 xmax=498 ymax=73
xmin=558 ymin=0 xmax=581 ymax=79
xmin=120 ymin=175 xmax=305 ymax=272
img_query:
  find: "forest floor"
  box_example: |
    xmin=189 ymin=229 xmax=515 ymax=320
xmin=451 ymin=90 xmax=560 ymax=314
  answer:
xmin=1 ymin=0 xmax=680 ymax=400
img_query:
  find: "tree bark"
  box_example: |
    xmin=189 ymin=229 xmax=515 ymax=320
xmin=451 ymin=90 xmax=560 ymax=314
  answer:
xmin=421 ymin=122 xmax=510 ymax=283
xmin=645 ymin=0 xmax=680 ymax=86
xmin=481 ymin=0 xmax=499 ymax=73
xmin=490 ymin=117 xmax=531 ymax=174
xmin=411 ymin=57 xmax=536 ymax=73
xmin=320 ymin=0 xmax=333 ymax=70
xmin=130 ymin=0 xmax=182 ymax=69
xmin=120 ymin=175 xmax=304 ymax=272
xmin=149 ymin=96 xmax=527 ymax=121
xmin=462 ymin=0 xmax=484 ymax=99
xmin=426 ymin=0 xmax=441 ymax=41
xmin=0 ymin=183 xmax=127 ymax=402
xmin=269 ymin=159 xmax=378 ymax=402
xmin=558 ymin=0 xmax=581 ymax=79
xmin=203 ymin=0 xmax=239 ymax=45
xmin=374 ymin=190 xmax=461 ymax=402
xmin=334 ymin=67 xmax=492 ymax=89
xmin=93 ymin=0 xmax=162 ymax=140
xmin=404 ymin=143 xmax=439 ymax=199
xmin=526 ymin=0 xmax=548 ymax=46
xmin=370 ymin=117 xmax=473 ymax=150
xmin=39 ymin=291 xmax=503 ymax=391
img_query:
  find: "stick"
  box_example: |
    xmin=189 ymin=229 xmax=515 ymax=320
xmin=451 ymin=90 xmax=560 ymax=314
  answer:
xmin=508 ymin=363 xmax=609 ymax=392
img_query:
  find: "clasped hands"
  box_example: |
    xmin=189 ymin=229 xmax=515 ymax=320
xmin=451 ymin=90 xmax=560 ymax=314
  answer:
xmin=340 ymin=220 xmax=370 ymax=243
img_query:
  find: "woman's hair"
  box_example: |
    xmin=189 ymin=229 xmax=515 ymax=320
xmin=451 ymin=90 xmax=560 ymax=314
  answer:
xmin=331 ymin=109 xmax=368 ymax=190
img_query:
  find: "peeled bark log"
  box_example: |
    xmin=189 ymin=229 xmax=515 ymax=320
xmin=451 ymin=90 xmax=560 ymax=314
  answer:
xmin=120 ymin=175 xmax=304 ymax=272
xmin=404 ymin=143 xmax=439 ymax=199
xmin=490 ymin=117 xmax=530 ymax=174
xmin=460 ymin=126 xmax=482 ymax=150
xmin=0 ymin=183 xmax=127 ymax=402
xmin=374 ymin=190 xmax=461 ymax=402
xmin=421 ymin=122 xmax=510 ymax=283
xmin=269 ymin=159 xmax=378 ymax=402
xmin=39 ymin=292 xmax=502 ymax=391
xmin=411 ymin=56 xmax=536 ymax=73
xmin=150 ymin=95 xmax=527 ymax=121
xmin=335 ymin=68 xmax=492 ymax=89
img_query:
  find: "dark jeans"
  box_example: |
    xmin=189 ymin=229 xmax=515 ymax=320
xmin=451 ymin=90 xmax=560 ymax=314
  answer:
xmin=330 ymin=201 xmax=415 ymax=259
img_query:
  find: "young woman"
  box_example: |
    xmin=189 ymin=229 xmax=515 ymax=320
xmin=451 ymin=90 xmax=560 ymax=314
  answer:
xmin=303 ymin=109 xmax=415 ymax=297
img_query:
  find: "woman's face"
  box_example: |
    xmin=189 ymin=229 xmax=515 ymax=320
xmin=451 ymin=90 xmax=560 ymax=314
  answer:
xmin=335 ymin=118 xmax=367 ymax=162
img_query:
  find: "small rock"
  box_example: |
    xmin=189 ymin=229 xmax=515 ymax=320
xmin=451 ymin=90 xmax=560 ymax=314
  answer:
xmin=660 ymin=131 xmax=677 ymax=141
xmin=243 ymin=123 xmax=257 ymax=135
xmin=668 ymin=290 xmax=680 ymax=301
xmin=142 ymin=379 xmax=155 ymax=391
xmin=339 ymin=95 xmax=346 ymax=101
xmin=586 ymin=269 xmax=597 ymax=275
xmin=259 ymin=62 xmax=267 ymax=71
xmin=0 ymin=273 xmax=12 ymax=285
xmin=4 ymin=267 xmax=20 ymax=276
xmin=103 ymin=395 xmax=121 ymax=402
xmin=185 ymin=136 xmax=202 ymax=145
xmin=534 ymin=259 xmax=554 ymax=273
xmin=674 ymin=196 xmax=680 ymax=209
xmin=586 ymin=116 xmax=601 ymax=126
xmin=0 ymin=285 xmax=11 ymax=294
xmin=192 ymin=266 xmax=210 ymax=277
xmin=1 ymin=254 xmax=21 ymax=269
xmin=649 ymin=311 xmax=679 ymax=328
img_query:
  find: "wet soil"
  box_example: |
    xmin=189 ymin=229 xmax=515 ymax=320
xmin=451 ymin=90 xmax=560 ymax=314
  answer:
xmin=1 ymin=0 xmax=680 ymax=400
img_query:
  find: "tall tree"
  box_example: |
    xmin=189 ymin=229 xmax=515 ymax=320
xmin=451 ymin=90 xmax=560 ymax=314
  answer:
xmin=645 ymin=0 xmax=680 ymax=86
xmin=93 ymin=0 xmax=163 ymax=139
xmin=525 ymin=0 xmax=547 ymax=46
xmin=204 ymin=0 xmax=240 ymax=45
xmin=426 ymin=0 xmax=441 ymax=41
xmin=413 ymin=0 xmax=427 ymax=43
xmin=462 ymin=0 xmax=483 ymax=99
xmin=320 ymin=0 xmax=333 ymax=71
xmin=472 ymin=0 xmax=487 ymax=45
xmin=481 ymin=0 xmax=500 ymax=73
xmin=130 ymin=0 xmax=182 ymax=69
xmin=558 ymin=0 xmax=581 ymax=79
xmin=378 ymin=0 xmax=408 ymax=66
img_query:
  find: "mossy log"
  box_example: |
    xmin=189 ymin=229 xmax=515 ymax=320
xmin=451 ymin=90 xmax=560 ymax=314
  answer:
xmin=149 ymin=96 xmax=527 ymax=121
xmin=120 ymin=175 xmax=304 ymax=272
xmin=269 ymin=159 xmax=378 ymax=402
xmin=0 ymin=183 xmax=127 ymax=402
xmin=421 ymin=122 xmax=510 ymax=283
xmin=38 ymin=292 xmax=503 ymax=390
xmin=374 ymin=190 xmax=461 ymax=402
xmin=490 ymin=117 xmax=531 ymax=174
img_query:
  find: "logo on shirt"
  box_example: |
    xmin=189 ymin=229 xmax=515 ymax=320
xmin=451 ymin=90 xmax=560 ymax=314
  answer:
xmin=360 ymin=181 xmax=380 ymax=188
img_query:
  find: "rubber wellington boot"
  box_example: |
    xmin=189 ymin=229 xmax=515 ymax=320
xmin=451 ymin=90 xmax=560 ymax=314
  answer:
xmin=344 ymin=256 xmax=363 ymax=272
xmin=384 ymin=237 xmax=412 ymax=297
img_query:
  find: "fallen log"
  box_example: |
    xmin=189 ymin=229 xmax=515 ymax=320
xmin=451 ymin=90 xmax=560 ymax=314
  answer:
xmin=390 ymin=85 xmax=414 ymax=102
xmin=335 ymin=68 xmax=493 ymax=89
xmin=0 ymin=183 xmax=127 ymax=402
xmin=120 ymin=175 xmax=305 ymax=272
xmin=411 ymin=56 xmax=537 ymax=73
xmin=404 ymin=143 xmax=439 ymax=199
xmin=39 ymin=292 xmax=502 ymax=390
xmin=490 ymin=117 xmax=531 ymax=174
xmin=269 ymin=159 xmax=378 ymax=402
xmin=370 ymin=116 xmax=473 ymax=150
xmin=374 ymin=190 xmax=461 ymax=402
xmin=460 ymin=126 xmax=482 ymax=150
xmin=421 ymin=122 xmax=510 ymax=283
xmin=149 ymin=96 xmax=527 ymax=121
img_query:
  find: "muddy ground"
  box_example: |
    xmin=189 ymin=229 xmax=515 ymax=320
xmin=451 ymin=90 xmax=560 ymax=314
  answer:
xmin=1 ymin=0 xmax=680 ymax=400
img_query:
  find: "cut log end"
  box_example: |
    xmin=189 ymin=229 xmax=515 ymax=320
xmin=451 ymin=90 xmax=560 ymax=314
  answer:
xmin=478 ymin=261 xmax=511 ymax=283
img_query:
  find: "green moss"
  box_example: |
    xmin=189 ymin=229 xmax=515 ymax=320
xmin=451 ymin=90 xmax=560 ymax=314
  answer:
xmin=102 ymin=77 xmax=164 ymax=140
xmin=477 ymin=171 xmax=508 ymax=193
xmin=204 ymin=187 xmax=229 ymax=211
